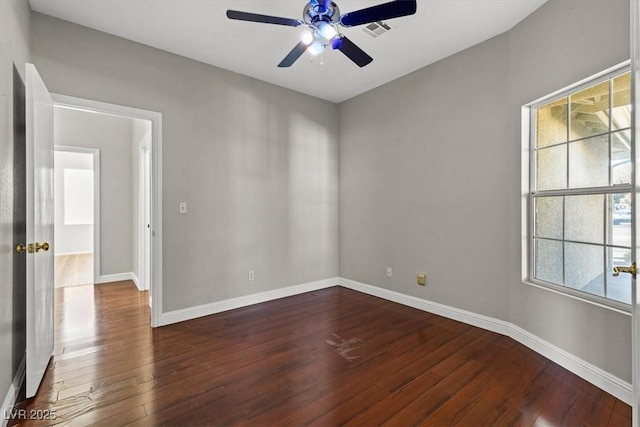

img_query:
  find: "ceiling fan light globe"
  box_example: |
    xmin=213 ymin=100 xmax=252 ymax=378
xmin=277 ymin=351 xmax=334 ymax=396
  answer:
xmin=308 ymin=41 xmax=325 ymax=55
xmin=300 ymin=31 xmax=314 ymax=45
xmin=318 ymin=22 xmax=337 ymax=40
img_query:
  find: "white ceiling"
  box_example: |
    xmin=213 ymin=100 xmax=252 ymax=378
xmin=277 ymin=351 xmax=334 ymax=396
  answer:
xmin=29 ymin=0 xmax=547 ymax=103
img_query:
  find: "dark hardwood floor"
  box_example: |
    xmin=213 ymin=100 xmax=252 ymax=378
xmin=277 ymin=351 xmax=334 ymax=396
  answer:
xmin=9 ymin=282 xmax=631 ymax=426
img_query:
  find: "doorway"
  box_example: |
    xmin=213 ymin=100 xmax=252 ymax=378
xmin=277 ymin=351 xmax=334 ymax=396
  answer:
xmin=52 ymin=95 xmax=163 ymax=327
xmin=53 ymin=147 xmax=99 ymax=288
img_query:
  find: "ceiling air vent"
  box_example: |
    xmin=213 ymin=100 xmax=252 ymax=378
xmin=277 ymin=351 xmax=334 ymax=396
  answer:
xmin=362 ymin=21 xmax=391 ymax=38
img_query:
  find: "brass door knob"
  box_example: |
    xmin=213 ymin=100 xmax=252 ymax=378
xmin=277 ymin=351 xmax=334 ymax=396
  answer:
xmin=16 ymin=243 xmax=35 ymax=253
xmin=613 ymin=262 xmax=636 ymax=279
xmin=35 ymin=242 xmax=50 ymax=252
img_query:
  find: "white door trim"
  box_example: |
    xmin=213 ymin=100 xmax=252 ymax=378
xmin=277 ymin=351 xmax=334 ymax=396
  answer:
xmin=138 ymin=139 xmax=151 ymax=292
xmin=54 ymin=145 xmax=101 ymax=285
xmin=52 ymin=94 xmax=163 ymax=328
xmin=632 ymin=0 xmax=640 ymax=424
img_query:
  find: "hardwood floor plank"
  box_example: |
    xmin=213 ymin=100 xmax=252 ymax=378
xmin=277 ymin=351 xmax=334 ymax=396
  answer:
xmin=8 ymin=284 xmax=631 ymax=427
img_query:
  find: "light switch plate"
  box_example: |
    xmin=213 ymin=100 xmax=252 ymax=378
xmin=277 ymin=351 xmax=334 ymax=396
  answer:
xmin=179 ymin=202 xmax=187 ymax=214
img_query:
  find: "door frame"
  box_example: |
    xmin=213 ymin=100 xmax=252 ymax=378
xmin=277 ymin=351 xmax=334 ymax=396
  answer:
xmin=138 ymin=135 xmax=151 ymax=293
xmin=52 ymin=94 xmax=163 ymax=327
xmin=53 ymin=145 xmax=101 ymax=286
xmin=632 ymin=0 xmax=640 ymax=424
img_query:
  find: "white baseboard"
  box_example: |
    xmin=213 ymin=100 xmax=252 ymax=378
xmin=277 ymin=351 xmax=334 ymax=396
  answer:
xmin=96 ymin=272 xmax=135 ymax=284
xmin=1 ymin=356 xmax=25 ymax=427
xmin=131 ymin=273 xmax=141 ymax=291
xmin=338 ymin=277 xmax=633 ymax=405
xmin=158 ymin=277 xmax=339 ymax=327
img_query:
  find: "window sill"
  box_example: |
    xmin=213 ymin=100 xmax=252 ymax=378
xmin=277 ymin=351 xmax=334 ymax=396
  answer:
xmin=522 ymin=279 xmax=631 ymax=316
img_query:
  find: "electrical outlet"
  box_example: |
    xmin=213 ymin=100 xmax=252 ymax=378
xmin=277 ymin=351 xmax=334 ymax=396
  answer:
xmin=417 ymin=273 xmax=426 ymax=286
xmin=386 ymin=267 xmax=393 ymax=278
xmin=248 ymin=270 xmax=255 ymax=281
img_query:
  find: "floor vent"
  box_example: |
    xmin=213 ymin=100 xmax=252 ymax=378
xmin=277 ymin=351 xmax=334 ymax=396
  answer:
xmin=362 ymin=21 xmax=391 ymax=38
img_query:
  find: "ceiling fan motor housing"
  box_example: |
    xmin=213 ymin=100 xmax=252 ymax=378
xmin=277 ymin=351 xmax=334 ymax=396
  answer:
xmin=304 ymin=1 xmax=341 ymax=24
xmin=303 ymin=1 xmax=342 ymax=50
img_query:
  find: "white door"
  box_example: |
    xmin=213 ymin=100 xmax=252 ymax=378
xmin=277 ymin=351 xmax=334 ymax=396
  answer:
xmin=25 ymin=63 xmax=55 ymax=398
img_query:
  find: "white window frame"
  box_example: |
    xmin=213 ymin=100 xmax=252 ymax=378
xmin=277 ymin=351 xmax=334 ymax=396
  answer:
xmin=522 ymin=61 xmax=632 ymax=314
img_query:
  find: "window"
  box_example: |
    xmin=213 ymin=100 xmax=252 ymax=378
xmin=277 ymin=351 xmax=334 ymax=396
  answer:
xmin=63 ymin=168 xmax=94 ymax=225
xmin=528 ymin=67 xmax=632 ymax=306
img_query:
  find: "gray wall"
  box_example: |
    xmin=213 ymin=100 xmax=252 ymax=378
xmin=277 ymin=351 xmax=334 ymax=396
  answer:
xmin=0 ymin=0 xmax=31 ymax=407
xmin=54 ymin=106 xmax=134 ymax=276
xmin=507 ymin=0 xmax=632 ymax=382
xmin=339 ymin=0 xmax=631 ymax=381
xmin=31 ymin=13 xmax=340 ymax=311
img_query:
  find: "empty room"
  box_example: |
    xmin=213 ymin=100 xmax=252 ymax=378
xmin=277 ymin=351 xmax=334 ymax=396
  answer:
xmin=1 ymin=0 xmax=639 ymax=425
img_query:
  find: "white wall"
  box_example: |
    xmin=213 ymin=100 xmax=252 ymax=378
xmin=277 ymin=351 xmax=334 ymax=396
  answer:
xmin=54 ymin=150 xmax=93 ymax=255
xmin=54 ymin=106 xmax=135 ymax=276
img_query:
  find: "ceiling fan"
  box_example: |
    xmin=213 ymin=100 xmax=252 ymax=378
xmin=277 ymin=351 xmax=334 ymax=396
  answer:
xmin=226 ymin=0 xmax=417 ymax=68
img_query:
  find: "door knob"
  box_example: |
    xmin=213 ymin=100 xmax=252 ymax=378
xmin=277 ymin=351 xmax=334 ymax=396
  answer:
xmin=35 ymin=242 xmax=50 ymax=252
xmin=613 ymin=262 xmax=636 ymax=280
xmin=16 ymin=243 xmax=35 ymax=253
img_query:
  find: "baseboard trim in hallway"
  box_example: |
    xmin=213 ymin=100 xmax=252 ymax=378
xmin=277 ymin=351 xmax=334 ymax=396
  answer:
xmin=1 ymin=357 xmax=24 ymax=427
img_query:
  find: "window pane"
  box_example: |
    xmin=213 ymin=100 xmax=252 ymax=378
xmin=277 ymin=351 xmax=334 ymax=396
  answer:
xmin=565 ymin=242 xmax=604 ymax=296
xmin=537 ymin=97 xmax=567 ymax=148
xmin=565 ymin=195 xmax=603 ymax=244
xmin=530 ymin=70 xmax=631 ymax=307
xmin=612 ymin=72 xmax=631 ymax=130
xmin=536 ymin=145 xmax=567 ymax=191
xmin=608 ymin=193 xmax=632 ymax=247
xmin=568 ymin=135 xmax=608 ymax=188
xmin=607 ymin=247 xmax=632 ymax=304
xmin=570 ymin=81 xmax=609 ymax=140
xmin=535 ymin=197 xmax=563 ymax=239
xmin=612 ymin=130 xmax=631 ymax=184
xmin=535 ymin=239 xmax=563 ymax=285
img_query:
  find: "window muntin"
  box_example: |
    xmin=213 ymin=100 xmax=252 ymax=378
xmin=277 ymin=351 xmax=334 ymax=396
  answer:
xmin=530 ymin=69 xmax=632 ymax=306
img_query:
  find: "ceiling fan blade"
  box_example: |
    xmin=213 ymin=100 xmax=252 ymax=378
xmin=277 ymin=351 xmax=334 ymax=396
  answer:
xmin=339 ymin=0 xmax=417 ymax=27
xmin=278 ymin=42 xmax=310 ymax=67
xmin=336 ymin=36 xmax=373 ymax=67
xmin=226 ymin=10 xmax=303 ymax=27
